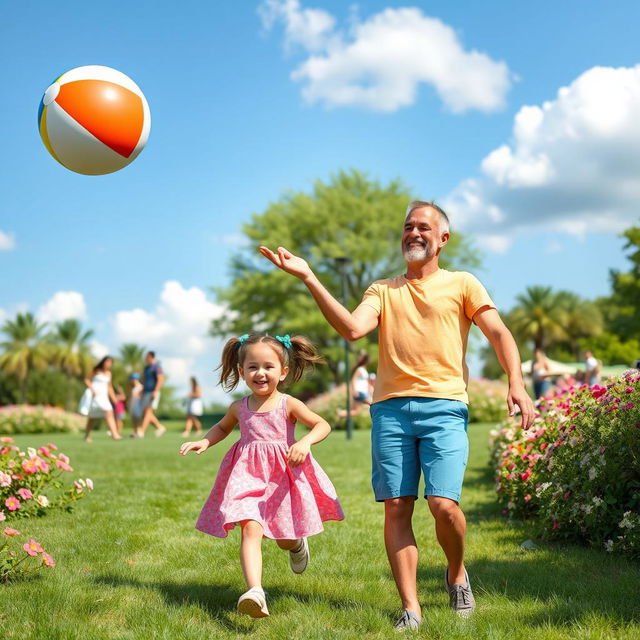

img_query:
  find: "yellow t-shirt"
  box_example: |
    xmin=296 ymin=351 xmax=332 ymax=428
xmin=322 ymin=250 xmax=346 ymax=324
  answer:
xmin=361 ymin=269 xmax=496 ymax=404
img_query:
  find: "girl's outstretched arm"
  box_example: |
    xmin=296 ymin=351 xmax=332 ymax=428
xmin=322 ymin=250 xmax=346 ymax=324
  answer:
xmin=179 ymin=402 xmax=239 ymax=455
xmin=286 ymin=397 xmax=331 ymax=467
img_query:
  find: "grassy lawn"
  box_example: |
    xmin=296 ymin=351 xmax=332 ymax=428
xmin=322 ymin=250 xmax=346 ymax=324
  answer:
xmin=2 ymin=420 xmax=639 ymax=639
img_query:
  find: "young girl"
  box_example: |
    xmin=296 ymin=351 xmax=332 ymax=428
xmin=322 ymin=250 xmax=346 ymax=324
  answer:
xmin=114 ymin=386 xmax=127 ymax=435
xmin=179 ymin=333 xmax=344 ymax=618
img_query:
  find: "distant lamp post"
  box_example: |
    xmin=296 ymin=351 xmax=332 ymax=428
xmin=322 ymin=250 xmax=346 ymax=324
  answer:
xmin=334 ymin=256 xmax=353 ymax=440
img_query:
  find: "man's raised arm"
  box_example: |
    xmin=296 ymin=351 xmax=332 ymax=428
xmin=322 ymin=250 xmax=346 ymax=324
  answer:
xmin=259 ymin=246 xmax=378 ymax=341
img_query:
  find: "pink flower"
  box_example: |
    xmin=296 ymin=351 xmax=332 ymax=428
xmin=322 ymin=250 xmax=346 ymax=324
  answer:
xmin=73 ymin=481 xmax=83 ymax=494
xmin=3 ymin=527 xmax=20 ymax=537
xmin=17 ymin=488 xmax=33 ymax=500
xmin=55 ymin=460 xmax=73 ymax=472
xmin=0 ymin=437 xmax=13 ymax=444
xmin=46 ymin=443 xmax=58 ymax=451
xmin=57 ymin=453 xmax=70 ymax=464
xmin=1 ymin=447 xmax=10 ymax=456
xmin=38 ymin=446 xmax=51 ymax=458
xmin=524 ymin=494 xmax=531 ymax=502
xmin=623 ymin=403 xmax=635 ymax=410
xmin=21 ymin=458 xmax=38 ymax=474
xmin=625 ymin=387 xmax=634 ymax=393
xmin=552 ymin=521 xmax=560 ymax=530
xmin=34 ymin=457 xmax=50 ymax=473
xmin=5 ymin=496 xmax=21 ymax=511
xmin=41 ymin=552 xmax=55 ymax=568
xmin=564 ymin=491 xmax=572 ymax=500
xmin=0 ymin=471 xmax=11 ymax=487
xmin=23 ymin=539 xmax=44 ymax=556
xmin=521 ymin=470 xmax=532 ymax=482
xmin=86 ymin=478 xmax=94 ymax=491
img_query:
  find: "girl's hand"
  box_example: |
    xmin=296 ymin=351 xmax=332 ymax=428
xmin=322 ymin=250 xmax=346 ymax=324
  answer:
xmin=287 ymin=441 xmax=311 ymax=467
xmin=179 ymin=439 xmax=210 ymax=455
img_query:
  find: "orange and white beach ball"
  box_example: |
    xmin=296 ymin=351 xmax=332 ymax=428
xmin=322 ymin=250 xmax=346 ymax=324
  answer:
xmin=38 ymin=65 xmax=151 ymax=175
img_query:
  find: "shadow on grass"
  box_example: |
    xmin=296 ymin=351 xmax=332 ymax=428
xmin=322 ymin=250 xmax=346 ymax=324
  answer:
xmin=93 ymin=574 xmax=368 ymax=633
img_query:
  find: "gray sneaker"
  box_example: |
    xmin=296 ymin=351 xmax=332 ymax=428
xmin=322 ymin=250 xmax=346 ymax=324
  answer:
xmin=444 ymin=568 xmax=476 ymax=617
xmin=393 ymin=610 xmax=421 ymax=632
xmin=289 ymin=538 xmax=309 ymax=574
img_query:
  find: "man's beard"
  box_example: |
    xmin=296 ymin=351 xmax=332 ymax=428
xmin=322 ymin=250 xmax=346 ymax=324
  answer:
xmin=403 ymin=242 xmax=434 ymax=262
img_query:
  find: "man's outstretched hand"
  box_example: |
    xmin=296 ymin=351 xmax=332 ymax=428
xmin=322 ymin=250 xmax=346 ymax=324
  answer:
xmin=508 ymin=383 xmax=536 ymax=430
xmin=259 ymin=246 xmax=313 ymax=281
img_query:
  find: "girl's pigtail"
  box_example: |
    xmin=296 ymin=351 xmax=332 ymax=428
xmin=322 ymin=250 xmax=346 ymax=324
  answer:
xmin=287 ymin=335 xmax=325 ymax=384
xmin=218 ymin=337 xmax=243 ymax=391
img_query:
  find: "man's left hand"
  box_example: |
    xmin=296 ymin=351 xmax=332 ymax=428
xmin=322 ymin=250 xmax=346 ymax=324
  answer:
xmin=507 ymin=384 xmax=535 ymax=429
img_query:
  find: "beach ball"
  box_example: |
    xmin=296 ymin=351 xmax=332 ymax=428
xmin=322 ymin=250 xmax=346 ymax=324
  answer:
xmin=38 ymin=65 xmax=151 ymax=175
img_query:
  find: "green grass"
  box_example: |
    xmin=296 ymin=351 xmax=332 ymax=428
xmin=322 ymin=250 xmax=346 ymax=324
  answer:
xmin=2 ymin=421 xmax=639 ymax=639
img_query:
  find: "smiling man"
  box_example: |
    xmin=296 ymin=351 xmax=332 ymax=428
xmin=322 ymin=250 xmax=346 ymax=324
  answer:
xmin=259 ymin=200 xmax=534 ymax=630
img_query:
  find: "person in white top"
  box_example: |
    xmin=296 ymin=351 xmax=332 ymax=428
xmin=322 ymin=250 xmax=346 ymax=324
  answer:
xmin=182 ymin=376 xmax=204 ymax=437
xmin=584 ymin=350 xmax=601 ymax=387
xmin=78 ymin=356 xmax=122 ymax=442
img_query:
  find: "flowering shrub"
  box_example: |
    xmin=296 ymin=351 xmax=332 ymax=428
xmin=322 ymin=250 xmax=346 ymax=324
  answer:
xmin=0 ymin=438 xmax=94 ymax=521
xmin=468 ymin=378 xmax=508 ymax=424
xmin=0 ymin=405 xmax=84 ymax=435
xmin=1 ymin=526 xmax=55 ymax=582
xmin=490 ymin=370 xmax=640 ymax=557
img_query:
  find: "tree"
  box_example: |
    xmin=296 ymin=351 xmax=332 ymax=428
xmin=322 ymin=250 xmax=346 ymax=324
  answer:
xmin=211 ymin=169 xmax=482 ymax=390
xmin=0 ymin=313 xmax=51 ymax=403
xmin=507 ymin=286 xmax=567 ymax=351
xmin=118 ymin=343 xmax=146 ymax=375
xmin=608 ymin=225 xmax=640 ymax=340
xmin=48 ymin=319 xmax=95 ymax=410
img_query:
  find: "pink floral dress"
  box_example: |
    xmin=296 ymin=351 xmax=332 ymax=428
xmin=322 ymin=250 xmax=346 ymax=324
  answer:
xmin=196 ymin=394 xmax=344 ymax=539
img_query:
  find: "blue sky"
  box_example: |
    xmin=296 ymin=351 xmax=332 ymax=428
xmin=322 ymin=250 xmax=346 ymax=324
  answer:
xmin=1 ymin=1 xmax=639 ymax=401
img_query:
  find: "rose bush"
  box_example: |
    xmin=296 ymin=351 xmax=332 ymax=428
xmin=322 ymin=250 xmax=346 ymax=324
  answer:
xmin=1 ymin=526 xmax=55 ymax=582
xmin=0 ymin=437 xmax=93 ymax=521
xmin=0 ymin=405 xmax=84 ymax=435
xmin=490 ymin=369 xmax=640 ymax=557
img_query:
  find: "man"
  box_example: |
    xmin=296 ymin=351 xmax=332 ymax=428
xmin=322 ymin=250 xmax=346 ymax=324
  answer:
xmin=260 ymin=201 xmax=534 ymax=630
xmin=138 ymin=351 xmax=167 ymax=437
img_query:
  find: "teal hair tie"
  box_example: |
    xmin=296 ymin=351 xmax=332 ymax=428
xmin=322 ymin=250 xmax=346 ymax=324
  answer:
xmin=275 ymin=334 xmax=292 ymax=349
xmin=238 ymin=334 xmax=249 ymax=344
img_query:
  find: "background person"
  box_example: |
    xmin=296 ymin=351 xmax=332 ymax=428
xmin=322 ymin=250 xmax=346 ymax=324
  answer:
xmin=584 ymin=350 xmax=601 ymax=387
xmin=182 ymin=376 xmax=204 ymax=437
xmin=78 ymin=356 xmax=122 ymax=442
xmin=128 ymin=372 xmax=144 ymax=436
xmin=531 ymin=347 xmax=552 ymax=399
xmin=138 ymin=351 xmax=166 ymax=437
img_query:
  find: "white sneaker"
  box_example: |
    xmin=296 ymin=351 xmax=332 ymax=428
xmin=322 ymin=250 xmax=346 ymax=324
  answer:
xmin=289 ymin=538 xmax=309 ymax=574
xmin=237 ymin=587 xmax=269 ymax=618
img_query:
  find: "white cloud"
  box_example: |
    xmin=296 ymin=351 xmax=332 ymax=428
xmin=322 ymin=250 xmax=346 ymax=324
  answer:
xmin=112 ymin=281 xmax=227 ymax=401
xmin=260 ymin=2 xmax=511 ymax=113
xmin=37 ymin=291 xmax=87 ymax=324
xmin=445 ymin=65 xmax=640 ymax=238
xmin=90 ymin=340 xmax=110 ymax=359
xmin=0 ymin=231 xmax=15 ymax=251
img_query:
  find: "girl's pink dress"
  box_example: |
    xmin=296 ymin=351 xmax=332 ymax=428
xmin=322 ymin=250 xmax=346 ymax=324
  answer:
xmin=196 ymin=394 xmax=344 ymax=539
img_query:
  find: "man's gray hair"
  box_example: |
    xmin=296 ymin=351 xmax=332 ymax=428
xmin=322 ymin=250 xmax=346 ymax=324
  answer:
xmin=406 ymin=200 xmax=450 ymax=234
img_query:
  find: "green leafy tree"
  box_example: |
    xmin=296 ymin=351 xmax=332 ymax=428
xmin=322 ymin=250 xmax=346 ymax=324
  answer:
xmin=607 ymin=226 xmax=640 ymax=340
xmin=48 ymin=319 xmax=95 ymax=410
xmin=0 ymin=313 xmax=51 ymax=403
xmin=118 ymin=343 xmax=146 ymax=375
xmin=211 ymin=169 xmax=481 ymax=389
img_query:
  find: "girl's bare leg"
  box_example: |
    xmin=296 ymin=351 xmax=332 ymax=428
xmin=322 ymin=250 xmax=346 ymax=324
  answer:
xmin=240 ymin=520 xmax=264 ymax=589
xmin=104 ymin=411 xmax=122 ymax=440
xmin=84 ymin=418 xmax=96 ymax=442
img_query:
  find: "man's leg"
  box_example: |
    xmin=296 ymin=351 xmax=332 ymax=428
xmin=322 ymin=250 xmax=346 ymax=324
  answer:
xmin=139 ymin=405 xmax=153 ymax=435
xmin=427 ymin=496 xmax=466 ymax=584
xmin=384 ymin=496 xmax=421 ymax=618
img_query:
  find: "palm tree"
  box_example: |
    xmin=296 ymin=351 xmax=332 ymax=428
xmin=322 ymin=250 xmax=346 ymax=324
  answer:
xmin=507 ymin=286 xmax=567 ymax=351
xmin=49 ymin=319 xmax=95 ymax=410
xmin=555 ymin=292 xmax=604 ymax=360
xmin=119 ymin=343 xmax=145 ymax=375
xmin=0 ymin=312 xmax=51 ymax=403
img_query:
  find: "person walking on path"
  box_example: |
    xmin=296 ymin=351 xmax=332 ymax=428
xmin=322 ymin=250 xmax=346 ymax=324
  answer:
xmin=78 ymin=356 xmax=123 ymax=442
xmin=259 ymin=200 xmax=534 ymax=629
xmin=138 ymin=351 xmax=166 ymax=437
xmin=180 ymin=333 xmax=344 ymax=618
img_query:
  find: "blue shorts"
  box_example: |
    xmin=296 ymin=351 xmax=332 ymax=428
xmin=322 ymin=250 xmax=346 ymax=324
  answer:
xmin=370 ymin=397 xmax=469 ymax=503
